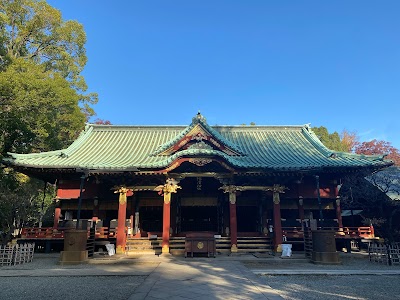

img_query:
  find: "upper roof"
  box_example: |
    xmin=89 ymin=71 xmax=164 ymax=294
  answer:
xmin=4 ymin=113 xmax=392 ymax=173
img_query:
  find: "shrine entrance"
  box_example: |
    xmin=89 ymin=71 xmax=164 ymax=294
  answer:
xmin=176 ymin=176 xmax=222 ymax=234
xmin=178 ymin=196 xmax=219 ymax=233
xmin=237 ymin=206 xmax=259 ymax=232
xmin=236 ymin=191 xmax=262 ymax=234
xmin=180 ymin=206 xmax=217 ymax=232
xmin=140 ymin=206 xmax=162 ymax=233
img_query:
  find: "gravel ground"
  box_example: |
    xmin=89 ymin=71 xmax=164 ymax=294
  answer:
xmin=0 ymin=276 xmax=146 ymax=300
xmin=250 ymin=253 xmax=400 ymax=300
xmin=2 ymin=251 xmax=400 ymax=300
xmin=261 ymin=274 xmax=400 ymax=300
xmin=0 ymin=253 xmax=157 ymax=270
xmin=0 ymin=254 xmax=150 ymax=300
xmin=244 ymin=252 xmax=400 ymax=270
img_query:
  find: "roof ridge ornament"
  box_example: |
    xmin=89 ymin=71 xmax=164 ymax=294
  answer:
xmin=192 ymin=111 xmax=206 ymax=124
xmin=150 ymin=111 xmax=246 ymax=157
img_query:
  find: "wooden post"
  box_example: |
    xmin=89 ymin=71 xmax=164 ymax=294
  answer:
xmin=93 ymin=197 xmax=99 ymax=218
xmin=335 ymin=184 xmax=343 ymax=231
xmin=129 ymin=214 xmax=134 ymax=237
xmin=76 ymin=174 xmax=86 ymax=230
xmin=229 ymin=191 xmax=238 ymax=253
xmin=219 ymin=185 xmax=240 ymax=253
xmin=115 ymin=187 xmax=132 ymax=255
xmin=53 ymin=207 xmax=61 ymax=229
xmin=155 ymin=179 xmax=181 ymax=255
xmin=336 ymin=197 xmax=343 ymax=230
xmin=273 ymin=191 xmax=283 ymax=252
xmin=162 ymin=193 xmax=171 ymax=253
xmin=298 ymin=196 xmax=305 ymax=221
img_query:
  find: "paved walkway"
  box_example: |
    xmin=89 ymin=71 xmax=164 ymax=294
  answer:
xmin=2 ymin=253 xmax=400 ymax=300
xmin=127 ymin=256 xmax=283 ymax=300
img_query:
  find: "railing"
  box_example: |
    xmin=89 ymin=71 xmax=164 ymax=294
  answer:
xmin=282 ymin=227 xmax=304 ymax=240
xmin=95 ymin=227 xmax=109 ymax=239
xmin=18 ymin=225 xmax=376 ymax=242
xmin=340 ymin=227 xmax=375 ymax=238
xmin=21 ymin=227 xmax=66 ymax=239
xmin=20 ymin=226 xmax=111 ymax=239
xmin=282 ymin=226 xmax=375 ymax=240
xmin=369 ymin=243 xmax=400 ymax=266
xmin=0 ymin=243 xmax=35 ymax=266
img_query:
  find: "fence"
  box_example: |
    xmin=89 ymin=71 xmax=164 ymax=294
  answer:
xmin=0 ymin=243 xmax=35 ymax=266
xmin=369 ymin=243 xmax=400 ymax=266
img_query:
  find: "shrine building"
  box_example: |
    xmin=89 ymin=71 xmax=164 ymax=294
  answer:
xmin=4 ymin=112 xmax=392 ymax=255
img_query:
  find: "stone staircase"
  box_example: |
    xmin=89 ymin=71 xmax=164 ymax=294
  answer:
xmin=126 ymin=238 xmax=162 ymax=255
xmin=237 ymin=237 xmax=272 ymax=253
xmin=126 ymin=236 xmax=272 ymax=255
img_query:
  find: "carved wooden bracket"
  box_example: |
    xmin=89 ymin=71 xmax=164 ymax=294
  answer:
xmin=154 ymin=178 xmax=182 ymax=204
xmin=114 ymin=187 xmax=133 ymax=205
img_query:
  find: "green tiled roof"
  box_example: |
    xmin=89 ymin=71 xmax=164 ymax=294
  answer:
xmin=4 ymin=116 xmax=392 ymax=172
xmin=151 ymin=112 xmax=245 ymax=156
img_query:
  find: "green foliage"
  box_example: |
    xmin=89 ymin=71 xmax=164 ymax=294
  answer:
xmin=0 ymin=0 xmax=98 ymax=154
xmin=312 ymin=126 xmax=348 ymax=152
xmin=0 ymin=59 xmax=86 ymax=154
xmin=0 ymin=169 xmax=55 ymax=245
xmin=0 ymin=0 xmax=97 ymax=243
xmin=0 ymin=0 xmax=98 ymax=119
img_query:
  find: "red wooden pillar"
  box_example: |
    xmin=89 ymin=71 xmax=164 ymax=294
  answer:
xmin=273 ymin=190 xmax=283 ymax=252
xmin=229 ymin=191 xmax=238 ymax=253
xmin=162 ymin=194 xmax=171 ymax=253
xmin=115 ymin=188 xmax=132 ymax=255
xmin=53 ymin=207 xmax=61 ymax=229
xmin=370 ymin=225 xmax=375 ymax=237
xmin=157 ymin=179 xmax=181 ymax=254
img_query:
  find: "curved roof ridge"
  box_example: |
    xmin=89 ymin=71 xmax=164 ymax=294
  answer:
xmin=334 ymin=151 xmax=387 ymax=161
xmin=151 ymin=112 xmax=245 ymax=156
xmin=301 ymin=125 xmax=334 ymax=157
xmin=7 ymin=149 xmax=63 ymax=159
xmin=62 ymin=125 xmax=94 ymax=156
xmin=302 ymin=125 xmax=388 ymax=162
xmin=147 ymin=148 xmax=242 ymax=168
xmin=6 ymin=124 xmax=93 ymax=160
xmin=87 ymin=123 xmax=308 ymax=129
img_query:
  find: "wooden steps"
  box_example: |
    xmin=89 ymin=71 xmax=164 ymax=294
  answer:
xmin=237 ymin=237 xmax=272 ymax=253
xmin=126 ymin=236 xmax=272 ymax=255
xmin=126 ymin=238 xmax=162 ymax=255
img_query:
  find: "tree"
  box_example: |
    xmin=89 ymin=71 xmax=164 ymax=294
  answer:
xmin=0 ymin=0 xmax=99 ymax=154
xmin=0 ymin=0 xmax=98 ymax=118
xmin=312 ymin=126 xmax=348 ymax=152
xmin=355 ymin=140 xmax=400 ymax=166
xmin=94 ymin=118 xmax=112 ymax=125
xmin=340 ymin=129 xmax=359 ymax=153
xmin=0 ymin=1 xmax=97 ymax=243
xmin=0 ymin=59 xmax=86 ymax=154
xmin=341 ymin=167 xmax=400 ymax=242
xmin=0 ymin=169 xmax=56 ymax=245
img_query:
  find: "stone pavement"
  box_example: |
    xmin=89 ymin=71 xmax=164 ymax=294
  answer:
xmin=0 ymin=253 xmax=284 ymax=299
xmin=127 ymin=256 xmax=283 ymax=300
xmin=1 ymin=252 xmax=400 ymax=300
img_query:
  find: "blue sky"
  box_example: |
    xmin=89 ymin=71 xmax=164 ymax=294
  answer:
xmin=48 ymin=1 xmax=400 ymax=150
